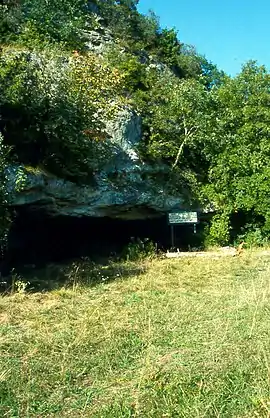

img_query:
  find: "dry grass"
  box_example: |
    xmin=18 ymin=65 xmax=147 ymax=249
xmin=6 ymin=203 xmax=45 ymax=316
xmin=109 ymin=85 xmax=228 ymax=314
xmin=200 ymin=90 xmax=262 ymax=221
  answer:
xmin=1 ymin=250 xmax=270 ymax=417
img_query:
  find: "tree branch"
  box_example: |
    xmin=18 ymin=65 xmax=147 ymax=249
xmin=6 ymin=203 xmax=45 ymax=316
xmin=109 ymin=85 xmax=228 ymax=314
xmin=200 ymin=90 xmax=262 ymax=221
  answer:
xmin=172 ymin=115 xmax=198 ymax=168
xmin=172 ymin=137 xmax=188 ymax=168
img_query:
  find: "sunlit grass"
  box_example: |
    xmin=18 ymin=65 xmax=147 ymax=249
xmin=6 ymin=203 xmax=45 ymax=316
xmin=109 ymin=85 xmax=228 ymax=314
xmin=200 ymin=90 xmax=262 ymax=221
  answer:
xmin=1 ymin=250 xmax=270 ymax=417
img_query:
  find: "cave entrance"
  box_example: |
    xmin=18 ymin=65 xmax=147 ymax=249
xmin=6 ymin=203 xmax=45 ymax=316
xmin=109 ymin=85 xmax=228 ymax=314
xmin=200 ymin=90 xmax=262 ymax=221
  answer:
xmin=3 ymin=207 xmax=204 ymax=272
xmin=6 ymin=208 xmax=168 ymax=267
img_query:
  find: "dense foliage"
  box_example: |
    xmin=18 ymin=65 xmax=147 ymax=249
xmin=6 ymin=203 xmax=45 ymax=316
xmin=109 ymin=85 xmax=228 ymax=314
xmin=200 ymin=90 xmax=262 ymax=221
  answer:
xmin=204 ymin=63 xmax=270 ymax=244
xmin=0 ymin=0 xmax=269 ymax=247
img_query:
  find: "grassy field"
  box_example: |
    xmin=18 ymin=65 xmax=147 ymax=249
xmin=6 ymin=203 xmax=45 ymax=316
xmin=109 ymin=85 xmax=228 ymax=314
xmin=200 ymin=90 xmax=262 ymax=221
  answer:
xmin=1 ymin=251 xmax=270 ymax=417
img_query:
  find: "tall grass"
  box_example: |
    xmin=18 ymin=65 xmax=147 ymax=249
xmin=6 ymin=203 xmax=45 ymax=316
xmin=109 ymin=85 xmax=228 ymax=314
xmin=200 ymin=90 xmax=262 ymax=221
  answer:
xmin=1 ymin=250 xmax=270 ymax=417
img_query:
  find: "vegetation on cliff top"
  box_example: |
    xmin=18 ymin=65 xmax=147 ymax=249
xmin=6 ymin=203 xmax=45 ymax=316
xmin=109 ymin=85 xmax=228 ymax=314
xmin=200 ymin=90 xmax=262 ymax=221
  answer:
xmin=0 ymin=0 xmax=270 ymax=247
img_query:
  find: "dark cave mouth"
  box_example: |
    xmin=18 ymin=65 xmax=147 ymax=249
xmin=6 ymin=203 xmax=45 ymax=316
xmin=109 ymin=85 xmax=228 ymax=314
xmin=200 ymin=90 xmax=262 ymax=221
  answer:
xmin=7 ymin=208 xmax=167 ymax=264
xmin=4 ymin=207 xmax=204 ymax=269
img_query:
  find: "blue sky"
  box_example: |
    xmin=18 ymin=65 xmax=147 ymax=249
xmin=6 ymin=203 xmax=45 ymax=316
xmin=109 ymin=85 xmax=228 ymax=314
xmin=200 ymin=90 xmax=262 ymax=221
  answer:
xmin=138 ymin=0 xmax=270 ymax=76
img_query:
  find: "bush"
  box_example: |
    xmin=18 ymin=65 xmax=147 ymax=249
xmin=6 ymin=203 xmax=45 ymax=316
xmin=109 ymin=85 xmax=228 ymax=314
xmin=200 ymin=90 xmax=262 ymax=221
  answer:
xmin=236 ymin=223 xmax=268 ymax=248
xmin=122 ymin=237 xmax=157 ymax=261
xmin=204 ymin=213 xmax=231 ymax=247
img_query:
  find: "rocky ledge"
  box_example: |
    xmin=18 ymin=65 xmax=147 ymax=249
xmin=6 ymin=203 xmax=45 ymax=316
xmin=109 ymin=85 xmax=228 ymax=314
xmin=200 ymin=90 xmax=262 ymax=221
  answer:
xmin=6 ymin=109 xmax=185 ymax=220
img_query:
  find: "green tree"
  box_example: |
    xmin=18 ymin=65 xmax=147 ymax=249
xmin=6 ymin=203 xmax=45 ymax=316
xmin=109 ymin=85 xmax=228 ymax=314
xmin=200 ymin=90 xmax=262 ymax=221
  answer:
xmin=138 ymin=70 xmax=212 ymax=166
xmin=203 ymin=61 xmax=270 ymax=242
xmin=133 ymin=69 xmax=215 ymax=201
xmin=156 ymin=28 xmax=182 ymax=68
xmin=0 ymin=0 xmax=93 ymax=48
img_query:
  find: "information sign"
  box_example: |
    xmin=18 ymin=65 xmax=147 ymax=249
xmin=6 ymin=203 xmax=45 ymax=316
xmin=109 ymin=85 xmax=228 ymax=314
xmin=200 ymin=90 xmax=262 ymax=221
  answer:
xmin=168 ymin=211 xmax=198 ymax=225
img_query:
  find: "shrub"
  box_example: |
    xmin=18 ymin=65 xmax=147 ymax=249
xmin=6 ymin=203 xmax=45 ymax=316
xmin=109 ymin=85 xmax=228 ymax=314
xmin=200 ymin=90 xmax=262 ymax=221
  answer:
xmin=123 ymin=237 xmax=157 ymax=261
xmin=204 ymin=213 xmax=231 ymax=247
xmin=236 ymin=223 xmax=268 ymax=248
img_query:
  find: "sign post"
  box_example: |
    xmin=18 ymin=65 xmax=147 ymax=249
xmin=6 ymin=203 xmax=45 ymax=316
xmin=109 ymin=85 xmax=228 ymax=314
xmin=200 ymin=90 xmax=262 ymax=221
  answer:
xmin=171 ymin=225 xmax=175 ymax=249
xmin=167 ymin=211 xmax=198 ymax=249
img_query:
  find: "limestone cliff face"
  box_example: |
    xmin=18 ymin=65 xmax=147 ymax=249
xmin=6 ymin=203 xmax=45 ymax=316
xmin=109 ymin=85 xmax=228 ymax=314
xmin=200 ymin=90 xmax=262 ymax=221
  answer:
xmin=7 ymin=109 xmax=184 ymax=219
